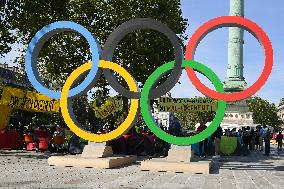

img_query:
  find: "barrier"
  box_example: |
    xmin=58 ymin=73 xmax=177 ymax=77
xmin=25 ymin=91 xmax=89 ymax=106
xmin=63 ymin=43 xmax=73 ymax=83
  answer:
xmin=220 ymin=136 xmax=237 ymax=155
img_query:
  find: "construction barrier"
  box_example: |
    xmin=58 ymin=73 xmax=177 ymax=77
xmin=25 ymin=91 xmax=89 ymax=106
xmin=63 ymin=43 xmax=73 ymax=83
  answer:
xmin=220 ymin=136 xmax=237 ymax=155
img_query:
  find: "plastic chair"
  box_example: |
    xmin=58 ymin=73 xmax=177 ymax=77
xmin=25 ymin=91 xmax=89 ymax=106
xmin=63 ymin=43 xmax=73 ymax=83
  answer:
xmin=24 ymin=134 xmax=34 ymax=143
xmin=52 ymin=136 xmax=65 ymax=145
xmin=23 ymin=134 xmax=38 ymax=151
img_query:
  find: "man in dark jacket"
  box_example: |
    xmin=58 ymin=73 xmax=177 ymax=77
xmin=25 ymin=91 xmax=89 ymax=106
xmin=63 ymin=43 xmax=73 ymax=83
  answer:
xmin=196 ymin=121 xmax=208 ymax=157
xmin=212 ymin=126 xmax=223 ymax=158
xmin=169 ymin=117 xmax=182 ymax=137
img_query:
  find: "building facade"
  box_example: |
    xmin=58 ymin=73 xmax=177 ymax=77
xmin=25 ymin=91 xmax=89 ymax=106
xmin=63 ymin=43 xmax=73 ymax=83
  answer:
xmin=0 ymin=63 xmax=31 ymax=88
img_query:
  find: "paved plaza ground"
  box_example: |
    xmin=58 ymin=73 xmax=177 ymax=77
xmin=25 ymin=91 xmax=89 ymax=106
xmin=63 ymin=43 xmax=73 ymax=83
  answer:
xmin=0 ymin=146 xmax=283 ymax=189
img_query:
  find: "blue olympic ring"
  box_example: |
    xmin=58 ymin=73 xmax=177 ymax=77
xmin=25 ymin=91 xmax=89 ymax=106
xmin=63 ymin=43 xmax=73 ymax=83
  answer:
xmin=25 ymin=21 xmax=101 ymax=99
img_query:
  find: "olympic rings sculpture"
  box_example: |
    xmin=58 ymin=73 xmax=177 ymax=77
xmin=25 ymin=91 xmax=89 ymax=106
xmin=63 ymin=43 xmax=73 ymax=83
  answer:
xmin=25 ymin=16 xmax=273 ymax=145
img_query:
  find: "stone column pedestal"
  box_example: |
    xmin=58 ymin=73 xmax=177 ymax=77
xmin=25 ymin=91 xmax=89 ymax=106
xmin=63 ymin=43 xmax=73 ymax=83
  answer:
xmin=81 ymin=142 xmax=113 ymax=158
xmin=48 ymin=142 xmax=136 ymax=169
xmin=166 ymin=145 xmax=195 ymax=162
xmin=141 ymin=145 xmax=212 ymax=174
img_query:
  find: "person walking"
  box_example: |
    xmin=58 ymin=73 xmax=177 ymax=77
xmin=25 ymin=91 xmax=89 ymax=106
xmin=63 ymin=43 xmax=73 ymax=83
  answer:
xmin=276 ymin=131 xmax=283 ymax=152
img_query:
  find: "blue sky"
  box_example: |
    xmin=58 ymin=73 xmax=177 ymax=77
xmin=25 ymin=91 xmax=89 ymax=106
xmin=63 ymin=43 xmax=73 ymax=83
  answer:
xmin=170 ymin=0 xmax=284 ymax=105
xmin=1 ymin=0 xmax=284 ymax=104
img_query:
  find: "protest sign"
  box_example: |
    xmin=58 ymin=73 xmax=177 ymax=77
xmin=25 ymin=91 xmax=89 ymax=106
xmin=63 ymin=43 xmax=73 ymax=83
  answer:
xmin=93 ymin=96 xmax=123 ymax=119
xmin=0 ymin=86 xmax=60 ymax=112
xmin=158 ymin=97 xmax=217 ymax=112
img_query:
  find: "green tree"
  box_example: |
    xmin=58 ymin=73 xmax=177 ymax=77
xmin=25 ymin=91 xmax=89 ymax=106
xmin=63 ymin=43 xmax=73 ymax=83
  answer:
xmin=8 ymin=0 xmax=187 ymax=85
xmin=247 ymin=96 xmax=283 ymax=128
xmin=175 ymin=97 xmax=216 ymax=131
xmin=3 ymin=0 xmax=187 ymax=130
xmin=0 ymin=0 xmax=19 ymax=56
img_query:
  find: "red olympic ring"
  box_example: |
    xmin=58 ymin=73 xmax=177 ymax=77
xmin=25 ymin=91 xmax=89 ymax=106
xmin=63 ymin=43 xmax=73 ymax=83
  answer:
xmin=185 ymin=16 xmax=273 ymax=102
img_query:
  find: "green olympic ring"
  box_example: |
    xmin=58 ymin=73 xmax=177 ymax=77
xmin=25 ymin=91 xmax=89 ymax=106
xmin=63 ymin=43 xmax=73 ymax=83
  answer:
xmin=140 ymin=60 xmax=226 ymax=145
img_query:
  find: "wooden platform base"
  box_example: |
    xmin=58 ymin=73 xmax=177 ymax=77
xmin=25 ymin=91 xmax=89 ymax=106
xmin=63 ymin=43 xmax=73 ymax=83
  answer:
xmin=141 ymin=158 xmax=213 ymax=174
xmin=48 ymin=155 xmax=137 ymax=169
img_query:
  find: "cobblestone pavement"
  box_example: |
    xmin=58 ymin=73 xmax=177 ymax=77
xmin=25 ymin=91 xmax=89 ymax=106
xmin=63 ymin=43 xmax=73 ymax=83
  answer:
xmin=0 ymin=146 xmax=283 ymax=189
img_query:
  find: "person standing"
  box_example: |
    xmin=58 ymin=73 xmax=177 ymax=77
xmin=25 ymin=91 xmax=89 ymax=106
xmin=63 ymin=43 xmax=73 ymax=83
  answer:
xmin=263 ymin=125 xmax=271 ymax=156
xmin=242 ymin=127 xmax=251 ymax=151
xmin=255 ymin=126 xmax=260 ymax=151
xmin=212 ymin=126 xmax=223 ymax=158
xmin=259 ymin=126 xmax=265 ymax=151
xmin=250 ymin=128 xmax=255 ymax=151
xmin=276 ymin=131 xmax=283 ymax=152
xmin=235 ymin=129 xmax=244 ymax=155
xmin=169 ymin=117 xmax=182 ymax=137
xmin=196 ymin=121 xmax=208 ymax=158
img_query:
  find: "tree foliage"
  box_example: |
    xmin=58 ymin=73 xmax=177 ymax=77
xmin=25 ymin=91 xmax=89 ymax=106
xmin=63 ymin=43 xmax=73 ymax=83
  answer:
xmin=0 ymin=0 xmax=19 ymax=56
xmin=1 ymin=0 xmax=187 ymax=129
xmin=7 ymin=0 xmax=187 ymax=85
xmin=247 ymin=96 xmax=283 ymax=128
xmin=176 ymin=96 xmax=283 ymax=131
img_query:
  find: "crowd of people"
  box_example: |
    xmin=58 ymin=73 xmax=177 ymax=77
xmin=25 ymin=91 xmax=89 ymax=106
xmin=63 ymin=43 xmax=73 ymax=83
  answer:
xmin=197 ymin=123 xmax=283 ymax=158
xmin=163 ymin=117 xmax=283 ymax=158
xmin=2 ymin=117 xmax=283 ymax=158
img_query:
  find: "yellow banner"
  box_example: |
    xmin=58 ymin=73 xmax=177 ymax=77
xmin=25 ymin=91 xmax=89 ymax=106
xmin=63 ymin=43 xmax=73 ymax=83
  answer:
xmin=0 ymin=105 xmax=12 ymax=130
xmin=93 ymin=96 xmax=123 ymax=119
xmin=0 ymin=87 xmax=60 ymax=112
xmin=158 ymin=97 xmax=217 ymax=112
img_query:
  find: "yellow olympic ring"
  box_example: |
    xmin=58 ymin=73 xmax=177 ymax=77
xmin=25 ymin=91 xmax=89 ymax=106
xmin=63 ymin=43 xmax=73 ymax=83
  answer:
xmin=60 ymin=60 xmax=139 ymax=142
